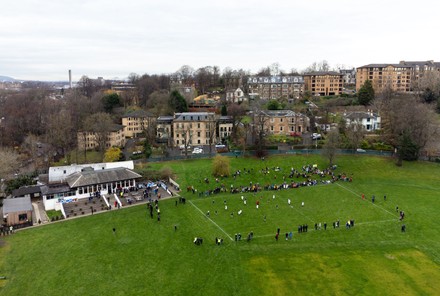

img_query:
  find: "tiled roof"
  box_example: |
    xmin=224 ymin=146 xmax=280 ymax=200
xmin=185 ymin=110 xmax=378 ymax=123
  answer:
xmin=303 ymin=71 xmax=342 ymax=76
xmin=357 ymin=64 xmax=412 ymax=68
xmin=247 ymin=76 xmax=304 ymax=84
xmin=2 ymin=197 xmax=33 ymax=214
xmin=65 ymin=167 xmax=142 ymax=188
xmin=12 ymin=185 xmax=42 ymax=197
xmin=122 ymin=109 xmax=154 ymax=118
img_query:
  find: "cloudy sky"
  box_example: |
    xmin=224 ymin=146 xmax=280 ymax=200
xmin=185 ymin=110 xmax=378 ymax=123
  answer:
xmin=1 ymin=0 xmax=438 ymax=81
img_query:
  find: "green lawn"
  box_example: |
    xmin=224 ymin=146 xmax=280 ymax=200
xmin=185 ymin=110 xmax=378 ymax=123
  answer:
xmin=1 ymin=155 xmax=440 ymax=295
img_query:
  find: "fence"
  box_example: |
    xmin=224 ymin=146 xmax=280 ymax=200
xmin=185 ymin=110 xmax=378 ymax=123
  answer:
xmin=144 ymin=149 xmax=393 ymax=162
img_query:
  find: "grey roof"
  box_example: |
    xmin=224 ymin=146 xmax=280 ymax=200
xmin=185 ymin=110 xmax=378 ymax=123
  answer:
xmin=248 ymin=76 xmax=304 ymax=84
xmin=40 ymin=184 xmax=72 ymax=195
xmin=173 ymin=112 xmax=215 ymax=121
xmin=399 ymin=60 xmax=437 ymax=67
xmin=260 ymin=110 xmax=306 ymax=118
xmin=122 ymin=109 xmax=154 ymax=118
xmin=345 ymin=111 xmax=379 ymax=120
xmin=357 ymin=64 xmax=412 ymax=69
xmin=65 ymin=167 xmax=142 ymax=188
xmin=157 ymin=116 xmax=174 ymax=123
xmin=304 ymin=71 xmax=343 ymax=76
xmin=12 ymin=185 xmax=42 ymax=197
xmin=3 ymin=197 xmax=33 ymax=214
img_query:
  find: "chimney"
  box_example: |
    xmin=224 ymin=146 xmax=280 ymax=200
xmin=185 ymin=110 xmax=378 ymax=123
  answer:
xmin=68 ymin=70 xmax=72 ymax=89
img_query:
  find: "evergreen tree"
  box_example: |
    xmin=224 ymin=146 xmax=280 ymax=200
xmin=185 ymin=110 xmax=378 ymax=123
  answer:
xmin=221 ymin=104 xmax=227 ymax=116
xmin=358 ymin=80 xmax=375 ymax=106
xmin=169 ymin=90 xmax=188 ymax=113
xmin=397 ymin=130 xmax=419 ymax=164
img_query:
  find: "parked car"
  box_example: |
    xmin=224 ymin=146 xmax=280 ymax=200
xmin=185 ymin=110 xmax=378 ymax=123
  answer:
xmin=311 ymin=133 xmax=321 ymax=140
xmin=356 ymin=148 xmax=366 ymax=153
xmin=192 ymin=148 xmax=203 ymax=154
xmin=179 ymin=144 xmax=191 ymax=150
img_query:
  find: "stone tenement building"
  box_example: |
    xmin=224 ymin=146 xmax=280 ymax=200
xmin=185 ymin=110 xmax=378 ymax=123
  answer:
xmin=247 ymin=76 xmax=304 ymax=101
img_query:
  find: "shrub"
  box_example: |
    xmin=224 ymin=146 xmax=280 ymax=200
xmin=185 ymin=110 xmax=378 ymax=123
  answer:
xmin=212 ymin=155 xmax=230 ymax=177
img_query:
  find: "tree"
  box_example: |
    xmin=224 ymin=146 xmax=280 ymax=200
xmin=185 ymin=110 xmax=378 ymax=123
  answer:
xmin=253 ymin=111 xmax=269 ymax=158
xmin=143 ymin=140 xmax=152 ymax=159
xmin=345 ymin=121 xmax=365 ymax=150
xmin=147 ymin=90 xmax=172 ymax=116
xmin=396 ymin=131 xmax=418 ymax=165
xmin=82 ymin=112 xmax=114 ymax=155
xmin=322 ymin=129 xmax=340 ymax=166
xmin=228 ymin=103 xmax=246 ymax=145
xmin=358 ymin=80 xmax=375 ymax=106
xmin=380 ymin=94 xmax=437 ymax=164
xmin=0 ymin=147 xmax=19 ymax=180
xmin=46 ymin=110 xmax=75 ymax=164
xmin=212 ymin=155 xmax=230 ymax=177
xmin=221 ymin=105 xmax=227 ymax=116
xmin=267 ymin=100 xmax=281 ymax=110
xmin=103 ymin=147 xmax=123 ymax=162
xmin=102 ymin=93 xmax=121 ymax=113
xmin=169 ymin=90 xmax=188 ymax=113
xmin=206 ymin=115 xmax=217 ymax=155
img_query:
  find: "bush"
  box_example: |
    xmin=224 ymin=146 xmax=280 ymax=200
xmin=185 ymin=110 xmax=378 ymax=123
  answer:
xmin=212 ymin=155 xmax=230 ymax=177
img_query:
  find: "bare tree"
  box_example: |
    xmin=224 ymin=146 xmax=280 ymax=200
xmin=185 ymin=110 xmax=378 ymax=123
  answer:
xmin=206 ymin=114 xmax=217 ymax=155
xmin=0 ymin=147 xmax=19 ymax=180
xmin=82 ymin=112 xmax=114 ymax=155
xmin=252 ymin=111 xmax=270 ymax=157
xmin=380 ymin=94 xmax=437 ymax=164
xmin=345 ymin=121 xmax=365 ymax=150
xmin=227 ymin=103 xmax=246 ymax=145
xmin=322 ymin=129 xmax=340 ymax=166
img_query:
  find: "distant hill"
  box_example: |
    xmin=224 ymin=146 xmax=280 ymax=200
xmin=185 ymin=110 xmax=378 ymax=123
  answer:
xmin=0 ymin=75 xmax=16 ymax=82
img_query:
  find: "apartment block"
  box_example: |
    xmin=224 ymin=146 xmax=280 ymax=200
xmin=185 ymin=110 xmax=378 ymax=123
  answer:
xmin=303 ymin=72 xmax=344 ymax=96
xmin=356 ymin=64 xmax=412 ymax=93
xmin=172 ymin=112 xmax=217 ymax=147
xmin=121 ymin=109 xmax=155 ymax=138
xmin=77 ymin=124 xmax=125 ymax=151
xmin=247 ymin=76 xmax=304 ymax=101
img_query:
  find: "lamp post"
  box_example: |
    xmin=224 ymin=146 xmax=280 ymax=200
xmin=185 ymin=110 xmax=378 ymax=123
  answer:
xmin=0 ymin=117 xmax=5 ymax=147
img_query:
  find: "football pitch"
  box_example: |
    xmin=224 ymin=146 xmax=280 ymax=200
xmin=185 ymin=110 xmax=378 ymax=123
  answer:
xmin=1 ymin=155 xmax=440 ymax=295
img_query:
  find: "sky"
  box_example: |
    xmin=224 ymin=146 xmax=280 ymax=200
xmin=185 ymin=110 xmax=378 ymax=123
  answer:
xmin=1 ymin=0 xmax=439 ymax=81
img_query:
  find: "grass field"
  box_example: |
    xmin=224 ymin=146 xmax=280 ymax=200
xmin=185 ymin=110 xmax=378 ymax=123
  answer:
xmin=1 ymin=155 xmax=440 ymax=295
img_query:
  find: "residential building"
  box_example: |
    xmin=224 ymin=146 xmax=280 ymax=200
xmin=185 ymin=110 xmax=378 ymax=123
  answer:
xmin=356 ymin=64 xmax=412 ymax=93
xmin=399 ymin=60 xmax=440 ymax=90
xmin=247 ymin=76 xmax=304 ymax=101
xmin=217 ymin=116 xmax=233 ymax=143
xmin=122 ymin=109 xmax=155 ymax=138
xmin=257 ymin=110 xmax=310 ymax=135
xmin=156 ymin=116 xmax=174 ymax=145
xmin=339 ymin=68 xmax=356 ymax=85
xmin=225 ymin=87 xmax=246 ymax=103
xmin=172 ymin=112 xmax=217 ymax=147
xmin=304 ymin=72 xmax=344 ymax=96
xmin=77 ymin=124 xmax=125 ymax=151
xmin=344 ymin=111 xmax=381 ymax=132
